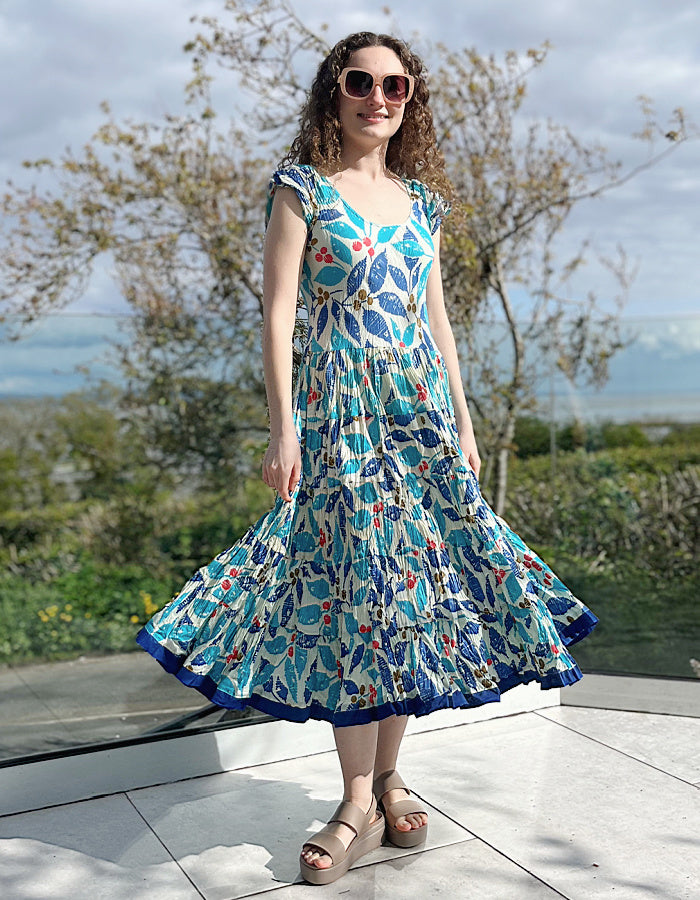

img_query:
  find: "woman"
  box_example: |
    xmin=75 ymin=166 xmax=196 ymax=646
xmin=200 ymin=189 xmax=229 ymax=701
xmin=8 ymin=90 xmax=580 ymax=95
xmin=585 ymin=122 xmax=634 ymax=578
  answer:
xmin=136 ymin=32 xmax=598 ymax=887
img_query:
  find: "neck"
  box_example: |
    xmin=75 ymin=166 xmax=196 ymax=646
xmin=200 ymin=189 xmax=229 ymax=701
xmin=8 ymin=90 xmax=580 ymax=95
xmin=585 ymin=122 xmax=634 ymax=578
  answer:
xmin=337 ymin=143 xmax=391 ymax=179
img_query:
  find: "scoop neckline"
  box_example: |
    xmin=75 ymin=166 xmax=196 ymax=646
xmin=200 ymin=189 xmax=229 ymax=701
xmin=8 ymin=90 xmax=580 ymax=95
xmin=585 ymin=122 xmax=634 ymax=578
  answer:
xmin=314 ymin=170 xmax=415 ymax=229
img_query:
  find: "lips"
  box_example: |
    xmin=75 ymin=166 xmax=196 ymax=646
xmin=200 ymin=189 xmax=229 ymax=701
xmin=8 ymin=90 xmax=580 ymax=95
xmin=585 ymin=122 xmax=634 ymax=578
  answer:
xmin=359 ymin=113 xmax=388 ymax=121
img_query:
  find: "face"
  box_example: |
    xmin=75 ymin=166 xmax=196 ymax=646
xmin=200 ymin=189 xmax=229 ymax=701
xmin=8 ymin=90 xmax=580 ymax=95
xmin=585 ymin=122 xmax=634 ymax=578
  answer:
xmin=336 ymin=45 xmax=408 ymax=150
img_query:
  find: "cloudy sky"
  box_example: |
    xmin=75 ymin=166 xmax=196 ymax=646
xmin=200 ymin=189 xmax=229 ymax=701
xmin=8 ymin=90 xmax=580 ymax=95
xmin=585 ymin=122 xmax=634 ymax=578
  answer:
xmin=1 ymin=0 xmax=699 ymax=399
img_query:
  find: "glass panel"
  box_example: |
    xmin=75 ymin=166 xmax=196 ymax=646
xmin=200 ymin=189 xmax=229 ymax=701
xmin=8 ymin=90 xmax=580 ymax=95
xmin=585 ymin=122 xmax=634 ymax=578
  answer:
xmin=1 ymin=313 xmax=697 ymax=765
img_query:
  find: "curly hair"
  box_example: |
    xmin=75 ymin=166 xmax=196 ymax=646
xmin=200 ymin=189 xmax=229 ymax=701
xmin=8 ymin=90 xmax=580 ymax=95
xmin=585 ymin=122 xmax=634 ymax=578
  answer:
xmin=281 ymin=32 xmax=453 ymax=200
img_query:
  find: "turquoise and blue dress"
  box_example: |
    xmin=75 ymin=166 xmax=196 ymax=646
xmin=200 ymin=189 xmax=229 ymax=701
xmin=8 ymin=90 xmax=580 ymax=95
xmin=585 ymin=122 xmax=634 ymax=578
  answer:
xmin=136 ymin=163 xmax=598 ymax=727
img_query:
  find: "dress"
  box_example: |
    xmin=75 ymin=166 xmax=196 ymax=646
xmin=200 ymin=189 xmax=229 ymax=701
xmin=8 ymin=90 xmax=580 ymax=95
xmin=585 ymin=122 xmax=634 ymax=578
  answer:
xmin=135 ymin=163 xmax=598 ymax=727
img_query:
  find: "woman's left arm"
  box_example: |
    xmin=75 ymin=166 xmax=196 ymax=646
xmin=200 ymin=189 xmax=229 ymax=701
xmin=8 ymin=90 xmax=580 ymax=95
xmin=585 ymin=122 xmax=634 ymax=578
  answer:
xmin=425 ymin=226 xmax=481 ymax=478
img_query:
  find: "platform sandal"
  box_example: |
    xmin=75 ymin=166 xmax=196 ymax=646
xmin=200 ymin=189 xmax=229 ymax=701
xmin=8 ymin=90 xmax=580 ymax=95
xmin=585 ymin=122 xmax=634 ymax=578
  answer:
xmin=373 ymin=768 xmax=429 ymax=848
xmin=299 ymin=794 xmax=385 ymax=885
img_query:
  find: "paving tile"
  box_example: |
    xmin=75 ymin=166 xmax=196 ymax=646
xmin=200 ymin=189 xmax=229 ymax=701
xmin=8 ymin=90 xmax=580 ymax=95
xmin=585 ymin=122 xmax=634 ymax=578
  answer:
xmin=268 ymin=837 xmax=564 ymax=899
xmin=128 ymin=753 xmax=472 ymax=899
xmin=395 ymin=711 xmax=700 ymax=900
xmin=0 ymin=794 xmax=201 ymax=900
xmin=538 ymin=705 xmax=700 ymax=784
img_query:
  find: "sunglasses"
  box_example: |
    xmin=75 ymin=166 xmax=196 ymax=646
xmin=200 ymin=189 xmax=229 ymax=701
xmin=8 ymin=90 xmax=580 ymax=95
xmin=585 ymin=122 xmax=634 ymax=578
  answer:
xmin=337 ymin=67 xmax=415 ymax=105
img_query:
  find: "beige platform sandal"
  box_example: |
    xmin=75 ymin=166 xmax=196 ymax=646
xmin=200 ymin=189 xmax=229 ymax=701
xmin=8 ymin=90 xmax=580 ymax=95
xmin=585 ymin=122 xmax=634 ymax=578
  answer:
xmin=373 ymin=768 xmax=429 ymax=848
xmin=299 ymin=794 xmax=385 ymax=885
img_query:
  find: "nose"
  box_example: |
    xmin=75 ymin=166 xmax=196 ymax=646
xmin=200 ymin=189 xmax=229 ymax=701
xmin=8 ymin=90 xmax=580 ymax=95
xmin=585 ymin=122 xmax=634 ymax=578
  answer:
xmin=366 ymin=82 xmax=385 ymax=105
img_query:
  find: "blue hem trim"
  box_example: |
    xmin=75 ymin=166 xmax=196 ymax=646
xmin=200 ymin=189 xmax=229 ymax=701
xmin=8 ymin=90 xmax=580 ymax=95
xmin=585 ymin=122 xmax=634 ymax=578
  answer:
xmin=560 ymin=609 xmax=599 ymax=646
xmin=135 ymin=626 xmax=589 ymax=728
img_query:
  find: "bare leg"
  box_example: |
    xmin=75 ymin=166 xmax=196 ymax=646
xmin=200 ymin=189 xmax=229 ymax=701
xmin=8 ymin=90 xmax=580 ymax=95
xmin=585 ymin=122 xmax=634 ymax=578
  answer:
xmin=374 ymin=714 xmax=428 ymax=833
xmin=301 ymin=720 xmax=380 ymax=869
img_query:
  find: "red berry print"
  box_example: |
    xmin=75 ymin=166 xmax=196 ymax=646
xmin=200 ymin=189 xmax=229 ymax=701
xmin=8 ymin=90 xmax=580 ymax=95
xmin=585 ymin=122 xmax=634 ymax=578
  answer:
xmin=322 ymin=601 xmax=331 ymax=610
xmin=363 ymin=236 xmax=372 ymax=246
xmin=323 ymin=614 xmax=331 ymax=624
xmin=221 ymin=579 xmax=232 ymax=591
xmin=372 ymin=640 xmax=379 ymax=649
xmin=315 ymin=252 xmax=323 ymax=262
xmin=352 ymin=240 xmax=362 ymax=251
xmin=288 ymin=646 xmax=294 ymax=657
xmin=407 ymin=573 xmax=416 ymax=588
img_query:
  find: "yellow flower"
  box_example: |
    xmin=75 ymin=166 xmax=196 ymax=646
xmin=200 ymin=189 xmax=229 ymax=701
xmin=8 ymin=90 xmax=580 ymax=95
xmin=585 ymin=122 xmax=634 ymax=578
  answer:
xmin=130 ymin=615 xmax=141 ymax=624
xmin=140 ymin=590 xmax=159 ymax=616
xmin=65 ymin=604 xmax=73 ymax=612
xmin=85 ymin=612 xmax=92 ymax=619
xmin=59 ymin=613 xmax=73 ymax=622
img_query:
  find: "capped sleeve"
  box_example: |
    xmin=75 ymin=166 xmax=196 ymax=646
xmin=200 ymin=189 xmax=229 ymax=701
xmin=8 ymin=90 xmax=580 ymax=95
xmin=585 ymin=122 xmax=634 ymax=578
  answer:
xmin=423 ymin=184 xmax=452 ymax=235
xmin=265 ymin=164 xmax=316 ymax=229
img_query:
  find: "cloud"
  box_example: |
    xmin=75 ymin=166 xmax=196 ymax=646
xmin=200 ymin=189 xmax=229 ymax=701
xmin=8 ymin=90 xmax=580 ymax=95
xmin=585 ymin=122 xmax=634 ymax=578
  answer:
xmin=0 ymin=0 xmax=698 ymax=320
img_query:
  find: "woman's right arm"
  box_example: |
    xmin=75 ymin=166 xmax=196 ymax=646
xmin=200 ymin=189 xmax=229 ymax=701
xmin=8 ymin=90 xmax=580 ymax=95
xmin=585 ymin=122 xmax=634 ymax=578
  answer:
xmin=261 ymin=186 xmax=308 ymax=501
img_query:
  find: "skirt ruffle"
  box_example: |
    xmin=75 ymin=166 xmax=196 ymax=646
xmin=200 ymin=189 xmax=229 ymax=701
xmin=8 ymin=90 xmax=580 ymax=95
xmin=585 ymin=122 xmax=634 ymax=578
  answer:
xmin=136 ymin=344 xmax=598 ymax=726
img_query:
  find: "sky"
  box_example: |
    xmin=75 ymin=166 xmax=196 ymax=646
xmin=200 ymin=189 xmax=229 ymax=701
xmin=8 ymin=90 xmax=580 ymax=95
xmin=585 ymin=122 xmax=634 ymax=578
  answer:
xmin=0 ymin=0 xmax=699 ymax=401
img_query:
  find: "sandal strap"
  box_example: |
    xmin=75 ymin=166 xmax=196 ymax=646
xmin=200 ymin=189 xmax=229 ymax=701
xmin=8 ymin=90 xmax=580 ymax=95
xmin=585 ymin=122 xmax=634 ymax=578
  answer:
xmin=373 ymin=768 xmax=407 ymax=797
xmin=302 ymin=829 xmax=346 ymax=864
xmin=330 ymin=795 xmax=377 ymax=835
xmin=381 ymin=797 xmax=428 ymax=818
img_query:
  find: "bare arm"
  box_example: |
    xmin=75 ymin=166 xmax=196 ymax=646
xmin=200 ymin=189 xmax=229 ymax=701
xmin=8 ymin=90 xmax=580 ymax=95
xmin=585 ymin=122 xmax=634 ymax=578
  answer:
xmin=261 ymin=186 xmax=308 ymax=500
xmin=425 ymin=227 xmax=481 ymax=477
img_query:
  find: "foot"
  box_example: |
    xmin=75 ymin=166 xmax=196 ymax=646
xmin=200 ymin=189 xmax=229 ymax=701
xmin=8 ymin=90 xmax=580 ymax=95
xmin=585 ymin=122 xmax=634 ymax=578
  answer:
xmin=380 ymin=787 xmax=428 ymax=833
xmin=300 ymin=798 xmax=380 ymax=870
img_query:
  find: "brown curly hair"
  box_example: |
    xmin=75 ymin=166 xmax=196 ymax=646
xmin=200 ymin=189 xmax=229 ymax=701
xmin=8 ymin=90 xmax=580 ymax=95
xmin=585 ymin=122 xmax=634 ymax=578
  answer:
xmin=282 ymin=32 xmax=453 ymax=200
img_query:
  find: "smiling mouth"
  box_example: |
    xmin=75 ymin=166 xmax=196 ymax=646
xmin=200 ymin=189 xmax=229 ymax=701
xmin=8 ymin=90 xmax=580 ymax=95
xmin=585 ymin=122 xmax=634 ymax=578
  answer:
xmin=359 ymin=113 xmax=388 ymax=120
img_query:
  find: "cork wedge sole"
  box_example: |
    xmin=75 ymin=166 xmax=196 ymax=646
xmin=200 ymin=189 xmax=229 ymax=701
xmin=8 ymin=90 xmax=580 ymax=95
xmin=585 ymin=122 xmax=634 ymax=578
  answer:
xmin=299 ymin=795 xmax=385 ymax=886
xmin=373 ymin=768 xmax=428 ymax=848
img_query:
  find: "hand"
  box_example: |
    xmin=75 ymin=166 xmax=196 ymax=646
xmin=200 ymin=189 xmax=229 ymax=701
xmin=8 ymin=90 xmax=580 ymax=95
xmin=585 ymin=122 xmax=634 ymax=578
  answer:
xmin=262 ymin=431 xmax=302 ymax=502
xmin=458 ymin=426 xmax=481 ymax=479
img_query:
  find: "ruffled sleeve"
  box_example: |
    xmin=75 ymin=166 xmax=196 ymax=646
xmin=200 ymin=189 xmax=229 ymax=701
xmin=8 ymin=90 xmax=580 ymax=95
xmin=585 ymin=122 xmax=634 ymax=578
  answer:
xmin=423 ymin=184 xmax=451 ymax=235
xmin=265 ymin=164 xmax=316 ymax=229
xmin=408 ymin=180 xmax=451 ymax=235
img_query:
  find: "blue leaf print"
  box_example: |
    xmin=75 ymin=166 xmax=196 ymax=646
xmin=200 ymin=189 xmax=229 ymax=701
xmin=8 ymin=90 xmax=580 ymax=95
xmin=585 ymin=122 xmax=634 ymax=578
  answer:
xmin=316 ymin=265 xmax=346 ymax=286
xmin=377 ymin=225 xmax=399 ymax=243
xmin=368 ymin=251 xmax=388 ymax=292
xmin=330 ymin=235 xmax=353 ymax=265
xmin=361 ymin=458 xmax=381 ymax=477
xmin=395 ymin=241 xmax=423 ymax=258
xmin=318 ymin=208 xmax=342 ymax=221
xmin=326 ymin=220 xmax=361 ymax=239
xmin=349 ymin=643 xmax=364 ymax=673
xmin=285 ymin=656 xmax=298 ymax=697
xmin=343 ymin=204 xmax=365 ymax=229
xmin=341 ymin=484 xmax=355 ymax=511
xmin=316 ymin=302 xmax=328 ymax=339
xmin=319 ymin=644 xmax=337 ymax=671
xmin=389 ymin=264 xmax=408 ymax=292
xmin=362 ymin=307 xmax=393 ymax=343
xmin=295 ymin=645 xmax=306 ymax=676
xmin=377 ymin=292 xmax=405 ymax=317
xmin=343 ymin=679 xmax=359 ymax=695
xmin=343 ymin=308 xmax=362 ymax=343
xmin=412 ymin=428 xmax=441 ymax=448
xmin=347 ymin=257 xmax=367 ymax=296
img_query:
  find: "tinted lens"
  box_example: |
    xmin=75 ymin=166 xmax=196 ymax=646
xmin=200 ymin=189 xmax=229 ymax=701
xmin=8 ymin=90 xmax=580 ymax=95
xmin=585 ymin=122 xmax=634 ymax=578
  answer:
xmin=345 ymin=69 xmax=374 ymax=98
xmin=383 ymin=74 xmax=409 ymax=102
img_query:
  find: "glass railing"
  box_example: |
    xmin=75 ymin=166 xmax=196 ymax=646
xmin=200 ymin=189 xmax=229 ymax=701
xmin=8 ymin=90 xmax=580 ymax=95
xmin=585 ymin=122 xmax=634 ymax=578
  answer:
xmin=0 ymin=312 xmax=698 ymax=764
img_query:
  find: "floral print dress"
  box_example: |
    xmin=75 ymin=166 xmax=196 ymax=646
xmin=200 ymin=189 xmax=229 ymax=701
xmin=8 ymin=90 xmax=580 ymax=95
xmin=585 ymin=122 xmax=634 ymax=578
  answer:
xmin=135 ymin=163 xmax=598 ymax=727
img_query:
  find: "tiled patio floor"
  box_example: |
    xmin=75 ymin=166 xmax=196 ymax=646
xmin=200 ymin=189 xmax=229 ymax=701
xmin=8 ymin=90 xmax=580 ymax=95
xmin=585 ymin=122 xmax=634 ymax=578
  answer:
xmin=1 ymin=705 xmax=699 ymax=899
